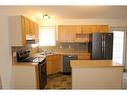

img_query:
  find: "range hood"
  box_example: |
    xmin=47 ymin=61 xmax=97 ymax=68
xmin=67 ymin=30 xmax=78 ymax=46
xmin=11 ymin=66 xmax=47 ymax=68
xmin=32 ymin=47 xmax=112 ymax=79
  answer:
xmin=26 ymin=35 xmax=38 ymax=44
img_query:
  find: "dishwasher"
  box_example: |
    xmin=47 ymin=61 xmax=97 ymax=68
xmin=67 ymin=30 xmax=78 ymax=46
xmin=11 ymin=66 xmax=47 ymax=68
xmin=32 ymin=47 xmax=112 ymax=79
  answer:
xmin=63 ymin=55 xmax=78 ymax=74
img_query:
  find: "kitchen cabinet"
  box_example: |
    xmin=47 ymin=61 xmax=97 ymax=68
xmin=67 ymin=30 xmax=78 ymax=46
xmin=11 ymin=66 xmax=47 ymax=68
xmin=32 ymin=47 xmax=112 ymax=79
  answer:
xmin=46 ymin=54 xmax=61 ymax=75
xmin=58 ymin=25 xmax=81 ymax=42
xmin=97 ymin=25 xmax=109 ymax=33
xmin=12 ymin=65 xmax=39 ymax=89
xmin=58 ymin=25 xmax=108 ymax=43
xmin=9 ymin=15 xmax=39 ymax=46
xmin=82 ymin=25 xmax=108 ymax=33
xmin=78 ymin=54 xmax=90 ymax=60
xmin=24 ymin=17 xmax=30 ymax=35
xmin=75 ymin=34 xmax=90 ymax=42
xmin=82 ymin=25 xmax=97 ymax=34
xmin=34 ymin=23 xmax=39 ymax=42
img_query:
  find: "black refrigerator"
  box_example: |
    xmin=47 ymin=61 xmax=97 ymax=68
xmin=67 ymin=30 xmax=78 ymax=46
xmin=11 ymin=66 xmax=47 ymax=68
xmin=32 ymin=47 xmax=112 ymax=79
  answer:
xmin=89 ymin=33 xmax=113 ymax=60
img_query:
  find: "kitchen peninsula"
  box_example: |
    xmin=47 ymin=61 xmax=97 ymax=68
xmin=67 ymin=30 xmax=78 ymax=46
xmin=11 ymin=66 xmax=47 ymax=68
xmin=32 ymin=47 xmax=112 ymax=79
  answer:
xmin=70 ymin=60 xmax=123 ymax=89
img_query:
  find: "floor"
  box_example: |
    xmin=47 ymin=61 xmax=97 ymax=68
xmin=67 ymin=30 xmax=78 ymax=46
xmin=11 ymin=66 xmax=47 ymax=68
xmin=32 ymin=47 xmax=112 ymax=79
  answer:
xmin=45 ymin=72 xmax=127 ymax=89
xmin=45 ymin=72 xmax=72 ymax=89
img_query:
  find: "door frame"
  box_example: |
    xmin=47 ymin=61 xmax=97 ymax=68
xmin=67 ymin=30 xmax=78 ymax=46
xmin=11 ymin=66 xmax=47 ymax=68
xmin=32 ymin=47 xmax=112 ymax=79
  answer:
xmin=110 ymin=26 xmax=127 ymax=69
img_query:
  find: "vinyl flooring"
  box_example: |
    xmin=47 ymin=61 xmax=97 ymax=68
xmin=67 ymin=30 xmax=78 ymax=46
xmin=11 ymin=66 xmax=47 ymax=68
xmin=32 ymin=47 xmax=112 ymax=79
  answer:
xmin=45 ymin=72 xmax=72 ymax=89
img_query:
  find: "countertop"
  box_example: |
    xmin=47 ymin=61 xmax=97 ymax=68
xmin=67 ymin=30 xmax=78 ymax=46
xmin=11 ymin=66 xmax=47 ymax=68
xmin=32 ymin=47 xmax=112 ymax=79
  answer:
xmin=13 ymin=61 xmax=39 ymax=66
xmin=70 ymin=60 xmax=123 ymax=68
xmin=12 ymin=53 xmax=46 ymax=66
xmin=13 ymin=51 xmax=90 ymax=66
xmin=55 ymin=51 xmax=90 ymax=55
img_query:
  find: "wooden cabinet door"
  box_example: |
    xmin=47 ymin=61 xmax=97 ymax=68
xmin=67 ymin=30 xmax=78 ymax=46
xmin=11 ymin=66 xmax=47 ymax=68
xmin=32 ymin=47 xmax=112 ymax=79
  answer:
xmin=75 ymin=25 xmax=90 ymax=42
xmin=24 ymin=17 xmax=30 ymax=35
xmin=46 ymin=54 xmax=61 ymax=75
xmin=58 ymin=26 xmax=68 ymax=42
xmin=97 ymin=25 xmax=108 ymax=33
xmin=78 ymin=54 xmax=90 ymax=60
xmin=58 ymin=25 xmax=74 ymax=42
xmin=52 ymin=54 xmax=61 ymax=74
xmin=46 ymin=60 xmax=52 ymax=75
xmin=29 ymin=21 xmax=34 ymax=36
xmin=34 ymin=23 xmax=39 ymax=42
xmin=82 ymin=25 xmax=98 ymax=34
xmin=72 ymin=25 xmax=81 ymax=42
xmin=58 ymin=25 xmax=81 ymax=42
xmin=21 ymin=16 xmax=26 ymax=45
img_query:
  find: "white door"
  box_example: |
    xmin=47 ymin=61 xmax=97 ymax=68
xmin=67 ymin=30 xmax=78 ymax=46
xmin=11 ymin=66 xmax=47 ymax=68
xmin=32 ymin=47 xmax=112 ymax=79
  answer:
xmin=110 ymin=27 xmax=126 ymax=68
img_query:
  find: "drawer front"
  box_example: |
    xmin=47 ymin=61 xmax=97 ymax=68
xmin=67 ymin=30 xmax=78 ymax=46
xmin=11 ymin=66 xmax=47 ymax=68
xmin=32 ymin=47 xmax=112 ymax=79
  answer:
xmin=78 ymin=55 xmax=90 ymax=60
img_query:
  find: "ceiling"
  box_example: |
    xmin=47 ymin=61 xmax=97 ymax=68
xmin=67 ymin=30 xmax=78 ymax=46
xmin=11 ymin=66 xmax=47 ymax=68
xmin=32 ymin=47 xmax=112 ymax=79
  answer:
xmin=37 ymin=6 xmax=127 ymax=19
xmin=1 ymin=6 xmax=127 ymax=19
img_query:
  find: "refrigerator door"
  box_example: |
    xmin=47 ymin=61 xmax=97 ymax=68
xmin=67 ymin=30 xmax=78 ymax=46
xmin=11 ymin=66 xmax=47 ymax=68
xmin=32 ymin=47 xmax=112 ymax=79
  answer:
xmin=103 ymin=33 xmax=113 ymax=59
xmin=92 ymin=33 xmax=102 ymax=60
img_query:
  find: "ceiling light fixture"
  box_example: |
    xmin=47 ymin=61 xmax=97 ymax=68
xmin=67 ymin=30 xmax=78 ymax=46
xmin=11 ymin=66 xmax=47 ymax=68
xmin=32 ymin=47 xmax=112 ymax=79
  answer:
xmin=43 ymin=14 xmax=50 ymax=19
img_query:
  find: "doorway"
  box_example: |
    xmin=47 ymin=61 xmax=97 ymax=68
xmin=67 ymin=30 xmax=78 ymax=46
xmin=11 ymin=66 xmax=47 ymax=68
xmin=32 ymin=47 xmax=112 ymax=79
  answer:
xmin=110 ymin=27 xmax=126 ymax=67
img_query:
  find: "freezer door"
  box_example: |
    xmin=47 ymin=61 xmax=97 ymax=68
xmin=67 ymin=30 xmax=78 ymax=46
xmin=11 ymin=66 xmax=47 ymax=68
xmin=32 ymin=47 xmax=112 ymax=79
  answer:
xmin=103 ymin=33 xmax=113 ymax=59
xmin=92 ymin=33 xmax=102 ymax=60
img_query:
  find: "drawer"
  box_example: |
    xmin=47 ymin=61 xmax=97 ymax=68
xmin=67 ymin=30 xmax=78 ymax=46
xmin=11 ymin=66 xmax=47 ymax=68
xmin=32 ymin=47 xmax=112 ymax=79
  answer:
xmin=78 ymin=55 xmax=90 ymax=60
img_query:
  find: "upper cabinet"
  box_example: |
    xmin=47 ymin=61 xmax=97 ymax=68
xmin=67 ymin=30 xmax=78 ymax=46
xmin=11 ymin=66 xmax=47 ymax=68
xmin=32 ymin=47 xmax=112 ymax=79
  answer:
xmin=97 ymin=25 xmax=108 ymax=33
xmin=58 ymin=25 xmax=108 ymax=43
xmin=82 ymin=25 xmax=108 ymax=34
xmin=58 ymin=25 xmax=81 ymax=42
xmin=9 ymin=15 xmax=39 ymax=46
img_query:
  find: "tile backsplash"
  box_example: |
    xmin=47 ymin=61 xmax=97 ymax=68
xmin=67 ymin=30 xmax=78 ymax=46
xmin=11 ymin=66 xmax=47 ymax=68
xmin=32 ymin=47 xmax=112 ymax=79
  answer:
xmin=11 ymin=45 xmax=39 ymax=56
xmin=39 ymin=42 xmax=89 ymax=52
xmin=11 ymin=42 xmax=89 ymax=56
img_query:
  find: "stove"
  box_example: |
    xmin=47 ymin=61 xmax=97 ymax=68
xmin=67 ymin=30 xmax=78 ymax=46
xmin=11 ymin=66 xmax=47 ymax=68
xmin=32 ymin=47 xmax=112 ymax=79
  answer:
xmin=16 ymin=50 xmax=45 ymax=63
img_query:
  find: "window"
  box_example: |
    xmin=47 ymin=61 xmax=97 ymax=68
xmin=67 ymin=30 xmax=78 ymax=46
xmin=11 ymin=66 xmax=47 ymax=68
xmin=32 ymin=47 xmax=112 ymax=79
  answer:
xmin=39 ymin=26 xmax=56 ymax=46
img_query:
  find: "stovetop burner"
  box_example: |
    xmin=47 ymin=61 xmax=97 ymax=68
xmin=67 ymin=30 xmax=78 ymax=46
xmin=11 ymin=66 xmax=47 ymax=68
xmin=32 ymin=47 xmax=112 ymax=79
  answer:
xmin=17 ymin=50 xmax=45 ymax=63
xmin=22 ymin=57 xmax=37 ymax=62
xmin=20 ymin=57 xmax=45 ymax=63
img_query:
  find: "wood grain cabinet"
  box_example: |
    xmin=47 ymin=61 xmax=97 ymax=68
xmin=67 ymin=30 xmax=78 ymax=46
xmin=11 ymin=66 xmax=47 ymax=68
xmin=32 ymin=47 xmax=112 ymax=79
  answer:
xmin=97 ymin=25 xmax=109 ymax=33
xmin=46 ymin=54 xmax=61 ymax=75
xmin=78 ymin=54 xmax=90 ymax=60
xmin=58 ymin=25 xmax=81 ymax=42
xmin=82 ymin=25 xmax=97 ymax=34
xmin=58 ymin=25 xmax=108 ymax=43
xmin=82 ymin=25 xmax=109 ymax=33
xmin=9 ymin=15 xmax=39 ymax=46
xmin=34 ymin=23 xmax=39 ymax=42
xmin=24 ymin=17 xmax=30 ymax=35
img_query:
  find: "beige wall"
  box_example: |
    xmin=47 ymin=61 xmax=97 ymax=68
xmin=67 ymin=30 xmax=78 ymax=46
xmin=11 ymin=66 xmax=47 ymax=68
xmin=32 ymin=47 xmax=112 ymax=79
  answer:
xmin=0 ymin=7 xmax=37 ymax=89
xmin=38 ymin=18 xmax=127 ymax=41
xmin=0 ymin=15 xmax=12 ymax=89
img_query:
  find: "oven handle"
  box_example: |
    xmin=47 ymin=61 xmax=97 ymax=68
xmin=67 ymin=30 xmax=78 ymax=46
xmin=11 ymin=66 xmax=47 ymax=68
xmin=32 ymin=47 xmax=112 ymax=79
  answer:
xmin=39 ymin=61 xmax=47 ymax=65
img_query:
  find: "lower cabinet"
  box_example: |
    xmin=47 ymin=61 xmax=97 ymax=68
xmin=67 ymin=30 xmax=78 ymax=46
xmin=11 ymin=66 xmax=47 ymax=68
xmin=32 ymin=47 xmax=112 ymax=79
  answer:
xmin=46 ymin=53 xmax=91 ymax=75
xmin=78 ymin=54 xmax=90 ymax=60
xmin=12 ymin=65 xmax=39 ymax=89
xmin=46 ymin=54 xmax=61 ymax=75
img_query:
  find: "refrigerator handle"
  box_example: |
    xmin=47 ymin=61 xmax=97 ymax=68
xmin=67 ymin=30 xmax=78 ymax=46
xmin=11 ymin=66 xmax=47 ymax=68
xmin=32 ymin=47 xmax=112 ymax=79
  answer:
xmin=103 ymin=35 xmax=106 ymax=58
xmin=102 ymin=35 xmax=104 ymax=54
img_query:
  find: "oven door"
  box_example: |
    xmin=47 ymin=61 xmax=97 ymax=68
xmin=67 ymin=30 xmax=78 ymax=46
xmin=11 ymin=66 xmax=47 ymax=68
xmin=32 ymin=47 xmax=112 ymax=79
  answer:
xmin=38 ymin=60 xmax=47 ymax=89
